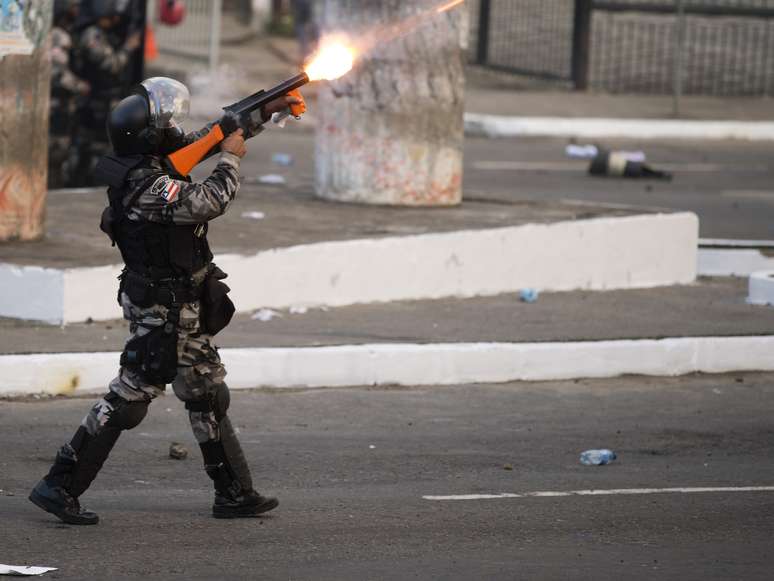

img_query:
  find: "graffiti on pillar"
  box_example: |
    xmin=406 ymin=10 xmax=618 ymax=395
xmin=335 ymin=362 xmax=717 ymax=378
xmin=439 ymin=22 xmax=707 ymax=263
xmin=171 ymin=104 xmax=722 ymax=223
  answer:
xmin=0 ymin=0 xmax=48 ymax=58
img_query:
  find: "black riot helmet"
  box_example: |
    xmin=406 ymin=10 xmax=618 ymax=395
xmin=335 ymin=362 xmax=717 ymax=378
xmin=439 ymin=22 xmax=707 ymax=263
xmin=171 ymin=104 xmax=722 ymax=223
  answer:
xmin=107 ymin=77 xmax=190 ymax=156
xmin=77 ymin=0 xmax=131 ymax=29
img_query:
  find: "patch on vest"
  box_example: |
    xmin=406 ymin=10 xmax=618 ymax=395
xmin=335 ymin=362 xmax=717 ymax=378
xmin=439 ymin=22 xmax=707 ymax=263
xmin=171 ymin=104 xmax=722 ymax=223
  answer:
xmin=150 ymin=175 xmax=181 ymax=203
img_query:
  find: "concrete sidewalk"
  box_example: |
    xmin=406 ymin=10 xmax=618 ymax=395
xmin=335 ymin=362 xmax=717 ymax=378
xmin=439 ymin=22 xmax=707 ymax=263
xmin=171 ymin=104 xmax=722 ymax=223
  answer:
xmin=0 ymin=278 xmax=768 ymax=355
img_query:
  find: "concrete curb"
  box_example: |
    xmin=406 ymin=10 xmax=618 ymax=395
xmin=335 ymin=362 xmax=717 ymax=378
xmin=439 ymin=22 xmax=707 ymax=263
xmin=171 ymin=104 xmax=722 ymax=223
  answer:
xmin=0 ymin=212 xmax=698 ymax=324
xmin=2 ymin=335 xmax=773 ymax=397
xmin=748 ymin=271 xmax=774 ymax=306
xmin=698 ymin=239 xmax=774 ymax=277
xmin=464 ymin=113 xmax=774 ymax=141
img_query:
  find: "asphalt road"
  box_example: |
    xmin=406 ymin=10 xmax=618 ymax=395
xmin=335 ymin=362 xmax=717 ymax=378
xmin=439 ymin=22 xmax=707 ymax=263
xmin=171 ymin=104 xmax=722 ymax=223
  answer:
xmin=2 ymin=373 xmax=774 ymax=580
xmin=216 ymin=127 xmax=774 ymax=241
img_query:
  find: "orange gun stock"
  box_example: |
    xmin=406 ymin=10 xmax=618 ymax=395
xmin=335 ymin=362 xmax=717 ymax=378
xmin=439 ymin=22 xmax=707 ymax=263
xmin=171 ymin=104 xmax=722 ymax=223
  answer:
xmin=166 ymin=123 xmax=225 ymax=177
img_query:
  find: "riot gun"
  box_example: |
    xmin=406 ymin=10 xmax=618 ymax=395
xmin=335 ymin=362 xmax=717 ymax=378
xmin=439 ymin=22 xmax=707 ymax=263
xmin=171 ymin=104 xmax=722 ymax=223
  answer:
xmin=165 ymin=72 xmax=309 ymax=176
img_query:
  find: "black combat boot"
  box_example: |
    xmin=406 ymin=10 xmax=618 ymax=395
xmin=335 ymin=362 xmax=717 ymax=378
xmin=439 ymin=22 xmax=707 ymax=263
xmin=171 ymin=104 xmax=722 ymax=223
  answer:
xmin=206 ymin=462 xmax=278 ymax=519
xmin=29 ymin=444 xmax=99 ymax=525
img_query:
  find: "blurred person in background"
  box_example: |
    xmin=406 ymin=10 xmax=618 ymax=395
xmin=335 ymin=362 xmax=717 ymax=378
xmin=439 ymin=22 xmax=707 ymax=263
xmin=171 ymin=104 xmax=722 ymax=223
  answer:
xmin=49 ymin=0 xmax=90 ymax=188
xmin=291 ymin=0 xmax=318 ymax=64
xmin=71 ymin=0 xmax=141 ymax=185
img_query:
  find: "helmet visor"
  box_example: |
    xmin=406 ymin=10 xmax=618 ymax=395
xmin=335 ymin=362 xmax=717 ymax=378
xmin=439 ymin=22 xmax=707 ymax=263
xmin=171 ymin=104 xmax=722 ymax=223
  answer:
xmin=140 ymin=77 xmax=190 ymax=129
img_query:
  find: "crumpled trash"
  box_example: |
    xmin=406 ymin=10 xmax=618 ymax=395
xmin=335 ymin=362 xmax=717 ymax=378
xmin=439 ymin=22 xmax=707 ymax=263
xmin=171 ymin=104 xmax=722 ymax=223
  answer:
xmin=289 ymin=305 xmax=308 ymax=314
xmin=272 ymin=153 xmax=294 ymax=166
xmin=589 ymin=150 xmax=670 ymax=180
xmin=565 ymin=144 xmax=599 ymax=159
xmin=241 ymin=211 xmax=266 ymax=220
xmin=169 ymin=442 xmax=188 ymax=460
xmin=245 ymin=174 xmax=286 ymax=185
xmin=519 ymin=288 xmax=539 ymax=303
xmin=0 ymin=564 xmax=57 ymax=576
xmin=252 ymin=308 xmax=282 ymax=322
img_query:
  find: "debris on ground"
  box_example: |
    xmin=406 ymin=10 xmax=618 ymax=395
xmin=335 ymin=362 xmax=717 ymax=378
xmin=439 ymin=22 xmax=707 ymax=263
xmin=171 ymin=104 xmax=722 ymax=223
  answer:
xmin=565 ymin=144 xmax=599 ymax=159
xmin=579 ymin=449 xmax=617 ymax=466
xmin=169 ymin=442 xmax=188 ymax=460
xmin=256 ymin=174 xmax=287 ymax=185
xmin=503 ymin=463 xmax=514 ymax=471
xmin=519 ymin=288 xmax=539 ymax=303
xmin=252 ymin=308 xmax=282 ymax=322
xmin=589 ymin=150 xmax=671 ymax=180
xmin=272 ymin=153 xmax=294 ymax=166
xmin=0 ymin=564 xmax=58 ymax=576
xmin=289 ymin=305 xmax=309 ymax=314
xmin=241 ymin=211 xmax=266 ymax=220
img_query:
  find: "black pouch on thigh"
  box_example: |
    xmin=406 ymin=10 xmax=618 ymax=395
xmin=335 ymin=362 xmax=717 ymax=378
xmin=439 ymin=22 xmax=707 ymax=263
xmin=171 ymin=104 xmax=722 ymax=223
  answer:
xmin=121 ymin=322 xmax=179 ymax=384
xmin=120 ymin=272 xmax=156 ymax=308
xmin=200 ymin=266 xmax=235 ymax=336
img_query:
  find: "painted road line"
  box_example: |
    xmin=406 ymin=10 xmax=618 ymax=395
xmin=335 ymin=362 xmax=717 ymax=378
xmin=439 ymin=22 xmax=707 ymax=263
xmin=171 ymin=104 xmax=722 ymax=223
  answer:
xmin=464 ymin=114 xmax=774 ymax=141
xmin=423 ymin=486 xmax=774 ymax=501
xmin=471 ymin=161 xmax=750 ymax=173
xmin=700 ymin=238 xmax=774 ymax=249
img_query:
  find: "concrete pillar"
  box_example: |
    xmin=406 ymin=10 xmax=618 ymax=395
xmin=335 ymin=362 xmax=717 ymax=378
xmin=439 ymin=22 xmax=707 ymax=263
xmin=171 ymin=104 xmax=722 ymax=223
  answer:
xmin=0 ymin=0 xmax=52 ymax=241
xmin=315 ymin=0 xmax=466 ymax=206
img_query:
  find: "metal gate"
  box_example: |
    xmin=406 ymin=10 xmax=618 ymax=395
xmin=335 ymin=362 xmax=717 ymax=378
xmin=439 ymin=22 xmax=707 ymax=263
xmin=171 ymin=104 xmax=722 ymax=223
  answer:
xmin=472 ymin=0 xmax=774 ymax=96
xmin=147 ymin=0 xmax=223 ymax=72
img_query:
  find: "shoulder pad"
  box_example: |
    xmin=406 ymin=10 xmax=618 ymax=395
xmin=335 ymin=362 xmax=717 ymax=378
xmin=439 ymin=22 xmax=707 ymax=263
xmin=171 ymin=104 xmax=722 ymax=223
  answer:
xmin=94 ymin=155 xmax=145 ymax=188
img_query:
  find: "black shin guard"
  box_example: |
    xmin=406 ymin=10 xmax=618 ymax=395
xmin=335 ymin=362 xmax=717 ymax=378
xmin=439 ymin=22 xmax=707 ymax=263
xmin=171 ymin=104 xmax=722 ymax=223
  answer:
xmin=68 ymin=427 xmax=122 ymax=498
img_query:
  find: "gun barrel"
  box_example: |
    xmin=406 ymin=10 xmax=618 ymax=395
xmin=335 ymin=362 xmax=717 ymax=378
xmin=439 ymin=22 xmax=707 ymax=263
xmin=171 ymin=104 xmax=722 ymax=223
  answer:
xmin=224 ymin=72 xmax=310 ymax=116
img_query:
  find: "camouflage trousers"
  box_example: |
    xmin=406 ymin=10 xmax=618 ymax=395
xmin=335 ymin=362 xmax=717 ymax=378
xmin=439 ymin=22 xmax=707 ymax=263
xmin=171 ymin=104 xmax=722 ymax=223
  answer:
xmin=81 ymin=292 xmax=229 ymax=447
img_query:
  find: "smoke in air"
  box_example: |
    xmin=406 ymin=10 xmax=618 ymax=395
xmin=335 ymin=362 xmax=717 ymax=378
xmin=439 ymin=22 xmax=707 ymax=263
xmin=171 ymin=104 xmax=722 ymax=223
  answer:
xmin=303 ymin=0 xmax=466 ymax=82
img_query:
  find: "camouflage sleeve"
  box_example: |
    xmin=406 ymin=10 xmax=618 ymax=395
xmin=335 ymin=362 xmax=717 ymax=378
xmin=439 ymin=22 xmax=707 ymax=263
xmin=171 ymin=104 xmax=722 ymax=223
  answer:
xmin=134 ymin=153 xmax=242 ymax=225
xmin=51 ymin=28 xmax=87 ymax=95
xmin=80 ymin=27 xmax=131 ymax=77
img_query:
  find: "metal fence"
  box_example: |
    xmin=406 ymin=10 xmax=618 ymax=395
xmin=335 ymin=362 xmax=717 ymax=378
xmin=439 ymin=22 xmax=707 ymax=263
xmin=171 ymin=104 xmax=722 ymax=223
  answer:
xmin=471 ymin=0 xmax=774 ymax=96
xmin=147 ymin=0 xmax=222 ymax=72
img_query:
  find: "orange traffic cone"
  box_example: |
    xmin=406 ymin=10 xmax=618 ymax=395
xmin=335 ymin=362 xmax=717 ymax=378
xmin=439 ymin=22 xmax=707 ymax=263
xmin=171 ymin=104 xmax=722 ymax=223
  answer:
xmin=144 ymin=25 xmax=158 ymax=61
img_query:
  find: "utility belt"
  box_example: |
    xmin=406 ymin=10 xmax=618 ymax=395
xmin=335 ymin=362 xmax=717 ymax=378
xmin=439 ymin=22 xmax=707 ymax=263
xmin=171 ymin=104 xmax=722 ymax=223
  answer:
xmin=119 ymin=269 xmax=203 ymax=309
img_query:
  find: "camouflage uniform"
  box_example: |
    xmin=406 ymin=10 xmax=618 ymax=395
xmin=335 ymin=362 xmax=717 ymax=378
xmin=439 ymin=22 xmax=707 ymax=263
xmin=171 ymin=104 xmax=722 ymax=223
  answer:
xmin=79 ymin=150 xmax=252 ymax=488
xmin=49 ymin=26 xmax=89 ymax=188
xmin=71 ymin=25 xmax=136 ymax=185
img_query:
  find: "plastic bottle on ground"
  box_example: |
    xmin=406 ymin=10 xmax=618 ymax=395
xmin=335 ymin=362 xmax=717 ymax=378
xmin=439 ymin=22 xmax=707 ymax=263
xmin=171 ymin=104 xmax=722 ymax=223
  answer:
xmin=579 ymin=449 xmax=617 ymax=466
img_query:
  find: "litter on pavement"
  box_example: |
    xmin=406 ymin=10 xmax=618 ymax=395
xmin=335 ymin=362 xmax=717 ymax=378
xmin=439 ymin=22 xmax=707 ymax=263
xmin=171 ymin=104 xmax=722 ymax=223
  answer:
xmin=245 ymin=174 xmax=287 ymax=185
xmin=0 ymin=565 xmax=57 ymax=576
xmin=579 ymin=449 xmax=617 ymax=466
xmin=241 ymin=211 xmax=266 ymax=220
xmin=519 ymin=288 xmax=539 ymax=303
xmin=589 ymin=150 xmax=671 ymax=180
xmin=565 ymin=144 xmax=599 ymax=159
xmin=272 ymin=153 xmax=294 ymax=166
xmin=252 ymin=308 xmax=282 ymax=322
xmin=169 ymin=442 xmax=188 ymax=460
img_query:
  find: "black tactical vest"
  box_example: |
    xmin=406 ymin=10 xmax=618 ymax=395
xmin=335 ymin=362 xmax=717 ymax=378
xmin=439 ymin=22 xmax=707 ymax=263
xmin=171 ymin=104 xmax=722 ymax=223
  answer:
xmin=97 ymin=155 xmax=213 ymax=279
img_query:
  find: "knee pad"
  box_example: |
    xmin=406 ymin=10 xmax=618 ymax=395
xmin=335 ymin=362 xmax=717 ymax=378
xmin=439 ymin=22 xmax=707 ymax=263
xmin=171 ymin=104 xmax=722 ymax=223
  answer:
xmin=103 ymin=393 xmax=150 ymax=431
xmin=184 ymin=383 xmax=230 ymax=420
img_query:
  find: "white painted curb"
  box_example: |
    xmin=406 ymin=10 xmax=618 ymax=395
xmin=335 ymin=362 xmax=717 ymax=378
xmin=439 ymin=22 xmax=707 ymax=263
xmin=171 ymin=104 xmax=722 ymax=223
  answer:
xmin=748 ymin=271 xmax=774 ymax=306
xmin=464 ymin=114 xmax=774 ymax=141
xmin=0 ymin=212 xmax=699 ymax=324
xmin=2 ymin=335 xmax=773 ymax=397
xmin=698 ymin=239 xmax=774 ymax=277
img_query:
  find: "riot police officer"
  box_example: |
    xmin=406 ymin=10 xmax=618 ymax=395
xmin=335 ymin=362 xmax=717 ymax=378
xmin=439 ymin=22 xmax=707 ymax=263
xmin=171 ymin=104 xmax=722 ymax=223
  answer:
xmin=30 ymin=77 xmax=301 ymax=525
